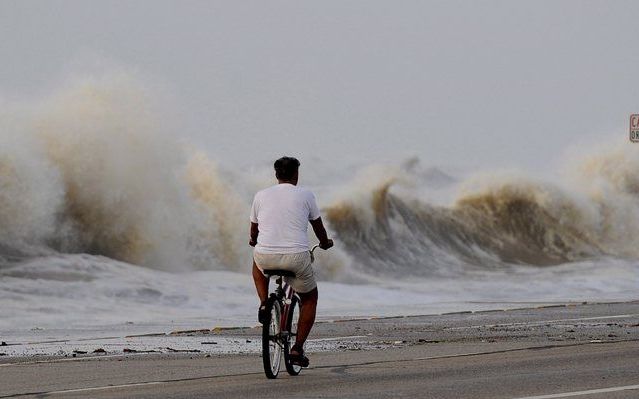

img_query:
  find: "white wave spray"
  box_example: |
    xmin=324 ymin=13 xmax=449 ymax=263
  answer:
xmin=0 ymin=72 xmax=249 ymax=271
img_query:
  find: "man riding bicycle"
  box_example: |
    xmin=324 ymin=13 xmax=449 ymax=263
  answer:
xmin=249 ymin=156 xmax=333 ymax=368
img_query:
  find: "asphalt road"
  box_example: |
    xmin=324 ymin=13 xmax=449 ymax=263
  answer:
xmin=1 ymin=302 xmax=638 ymax=399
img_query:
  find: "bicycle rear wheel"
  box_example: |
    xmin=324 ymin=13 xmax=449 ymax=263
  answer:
xmin=284 ymin=295 xmax=302 ymax=376
xmin=262 ymin=297 xmax=282 ymax=379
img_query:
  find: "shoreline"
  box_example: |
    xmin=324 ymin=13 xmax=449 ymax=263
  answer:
xmin=2 ymin=299 xmax=637 ymax=360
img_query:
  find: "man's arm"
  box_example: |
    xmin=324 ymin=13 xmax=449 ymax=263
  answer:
xmin=310 ymin=217 xmax=333 ymax=250
xmin=249 ymin=222 xmax=259 ymax=247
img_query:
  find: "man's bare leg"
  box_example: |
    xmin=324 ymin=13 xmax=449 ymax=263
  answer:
xmin=252 ymin=261 xmax=268 ymax=303
xmin=293 ymin=287 xmax=318 ymax=352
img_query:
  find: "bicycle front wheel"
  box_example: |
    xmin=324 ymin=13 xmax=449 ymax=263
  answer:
xmin=284 ymin=295 xmax=302 ymax=376
xmin=262 ymin=297 xmax=282 ymax=379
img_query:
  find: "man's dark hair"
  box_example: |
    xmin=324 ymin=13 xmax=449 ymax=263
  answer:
xmin=274 ymin=156 xmax=300 ymax=181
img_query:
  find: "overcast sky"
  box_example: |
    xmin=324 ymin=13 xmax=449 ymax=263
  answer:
xmin=1 ymin=0 xmax=638 ymax=172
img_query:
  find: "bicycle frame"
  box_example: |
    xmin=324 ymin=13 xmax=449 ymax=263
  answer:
xmin=273 ymin=277 xmax=296 ymax=333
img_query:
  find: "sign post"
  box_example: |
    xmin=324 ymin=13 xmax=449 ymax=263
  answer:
xmin=631 ymin=114 xmax=639 ymax=142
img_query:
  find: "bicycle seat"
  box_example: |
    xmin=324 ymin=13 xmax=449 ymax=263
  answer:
xmin=263 ymin=269 xmax=296 ymax=278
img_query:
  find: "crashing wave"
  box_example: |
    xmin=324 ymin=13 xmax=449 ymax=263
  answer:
xmin=0 ymin=73 xmax=249 ymax=271
xmin=325 ymin=146 xmax=639 ymax=277
xmin=1 ymin=72 xmax=638 ymax=281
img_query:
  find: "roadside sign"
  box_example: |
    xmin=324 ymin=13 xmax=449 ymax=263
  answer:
xmin=631 ymin=114 xmax=639 ymax=142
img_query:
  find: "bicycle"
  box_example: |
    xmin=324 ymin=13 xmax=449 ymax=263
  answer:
xmin=261 ymin=244 xmax=321 ymax=379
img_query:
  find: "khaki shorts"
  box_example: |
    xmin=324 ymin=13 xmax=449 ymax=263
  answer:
xmin=253 ymin=251 xmax=316 ymax=294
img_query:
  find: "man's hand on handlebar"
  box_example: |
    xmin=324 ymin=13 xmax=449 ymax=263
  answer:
xmin=310 ymin=218 xmax=333 ymax=250
xmin=319 ymin=238 xmax=334 ymax=250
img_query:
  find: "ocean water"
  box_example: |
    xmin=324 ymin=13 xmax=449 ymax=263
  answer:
xmin=1 ymin=74 xmax=638 ymax=334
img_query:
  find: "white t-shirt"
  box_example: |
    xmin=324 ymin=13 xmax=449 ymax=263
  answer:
xmin=250 ymin=184 xmax=321 ymax=254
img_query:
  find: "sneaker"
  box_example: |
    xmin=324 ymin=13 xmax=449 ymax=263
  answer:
xmin=289 ymin=347 xmax=310 ymax=367
xmin=258 ymin=303 xmax=268 ymax=324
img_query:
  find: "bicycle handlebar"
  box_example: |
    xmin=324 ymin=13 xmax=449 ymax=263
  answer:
xmin=309 ymin=244 xmax=320 ymax=263
xmin=309 ymin=240 xmax=334 ymax=263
